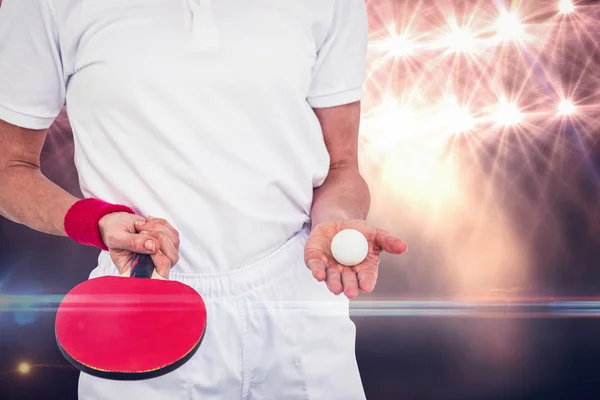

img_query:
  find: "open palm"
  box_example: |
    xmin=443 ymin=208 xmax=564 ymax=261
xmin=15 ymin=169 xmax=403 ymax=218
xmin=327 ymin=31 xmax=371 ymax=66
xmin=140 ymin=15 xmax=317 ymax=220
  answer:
xmin=304 ymin=220 xmax=407 ymax=298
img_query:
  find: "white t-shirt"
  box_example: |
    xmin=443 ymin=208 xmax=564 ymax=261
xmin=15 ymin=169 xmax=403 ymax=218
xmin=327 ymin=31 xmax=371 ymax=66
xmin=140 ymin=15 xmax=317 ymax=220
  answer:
xmin=0 ymin=0 xmax=368 ymax=272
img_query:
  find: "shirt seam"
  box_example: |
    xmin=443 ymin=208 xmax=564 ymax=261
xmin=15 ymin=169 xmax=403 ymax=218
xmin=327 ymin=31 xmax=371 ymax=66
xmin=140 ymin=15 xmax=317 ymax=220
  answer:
xmin=43 ymin=0 xmax=68 ymax=102
xmin=307 ymin=87 xmax=364 ymax=108
xmin=239 ymin=298 xmax=251 ymax=400
xmin=0 ymin=103 xmax=55 ymax=129
xmin=307 ymin=86 xmax=363 ymax=100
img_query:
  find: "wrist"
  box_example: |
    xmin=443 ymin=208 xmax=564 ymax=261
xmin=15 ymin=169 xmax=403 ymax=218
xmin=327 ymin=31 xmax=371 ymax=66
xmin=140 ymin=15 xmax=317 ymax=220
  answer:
xmin=97 ymin=211 xmax=129 ymax=246
xmin=64 ymin=198 xmax=134 ymax=250
xmin=311 ymin=209 xmax=369 ymax=228
xmin=311 ymin=210 xmax=353 ymax=227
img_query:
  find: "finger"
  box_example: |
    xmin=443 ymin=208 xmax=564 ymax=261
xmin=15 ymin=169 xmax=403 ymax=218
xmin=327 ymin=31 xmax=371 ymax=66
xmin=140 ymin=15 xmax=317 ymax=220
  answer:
xmin=135 ymin=220 xmax=180 ymax=249
xmin=306 ymin=259 xmax=327 ymax=281
xmin=304 ymin=242 xmax=330 ymax=282
xmin=111 ymin=250 xmax=136 ymax=276
xmin=135 ymin=217 xmax=179 ymax=240
xmin=105 ymin=231 xmax=159 ymax=255
xmin=374 ymin=229 xmax=408 ymax=254
xmin=139 ymin=230 xmax=179 ymax=267
xmin=325 ymin=268 xmax=343 ymax=295
xmin=141 ymin=217 xmax=179 ymax=238
xmin=342 ymin=269 xmax=359 ymax=299
xmin=357 ymin=267 xmax=378 ymax=294
xmin=150 ymin=251 xmax=172 ymax=279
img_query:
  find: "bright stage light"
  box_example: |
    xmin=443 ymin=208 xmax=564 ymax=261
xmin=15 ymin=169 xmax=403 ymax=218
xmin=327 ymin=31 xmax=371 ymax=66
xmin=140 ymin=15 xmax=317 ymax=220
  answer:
xmin=558 ymin=0 xmax=575 ymax=14
xmin=558 ymin=99 xmax=576 ymax=116
xmin=382 ymin=33 xmax=414 ymax=58
xmin=376 ymin=101 xmax=415 ymax=136
xmin=448 ymin=106 xmax=474 ymax=133
xmin=446 ymin=28 xmax=476 ymax=53
xmin=495 ymin=101 xmax=523 ymax=126
xmin=18 ymin=362 xmax=31 ymax=374
xmin=361 ymin=98 xmax=416 ymax=151
xmin=495 ymin=12 xmax=525 ymax=42
xmin=438 ymin=97 xmax=475 ymax=133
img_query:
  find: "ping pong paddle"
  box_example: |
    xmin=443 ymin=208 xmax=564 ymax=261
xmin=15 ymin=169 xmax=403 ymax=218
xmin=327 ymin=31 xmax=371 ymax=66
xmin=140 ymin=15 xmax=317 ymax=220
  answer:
xmin=55 ymin=253 xmax=207 ymax=380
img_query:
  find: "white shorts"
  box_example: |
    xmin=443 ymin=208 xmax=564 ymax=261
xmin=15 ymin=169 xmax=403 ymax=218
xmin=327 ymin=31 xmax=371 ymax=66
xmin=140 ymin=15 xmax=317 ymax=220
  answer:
xmin=79 ymin=226 xmax=366 ymax=400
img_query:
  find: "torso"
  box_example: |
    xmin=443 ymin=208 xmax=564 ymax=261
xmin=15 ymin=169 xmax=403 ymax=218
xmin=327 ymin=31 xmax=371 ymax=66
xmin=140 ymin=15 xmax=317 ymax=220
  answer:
xmin=52 ymin=0 xmax=336 ymax=272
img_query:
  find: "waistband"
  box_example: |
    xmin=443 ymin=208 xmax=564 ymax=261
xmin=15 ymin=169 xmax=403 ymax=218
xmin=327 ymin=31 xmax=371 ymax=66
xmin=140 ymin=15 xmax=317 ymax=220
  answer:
xmin=171 ymin=225 xmax=309 ymax=298
xmin=96 ymin=225 xmax=310 ymax=299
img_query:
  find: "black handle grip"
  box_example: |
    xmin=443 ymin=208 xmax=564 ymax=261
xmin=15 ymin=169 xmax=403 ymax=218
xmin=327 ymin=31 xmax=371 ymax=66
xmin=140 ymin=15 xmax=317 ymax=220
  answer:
xmin=130 ymin=254 xmax=154 ymax=278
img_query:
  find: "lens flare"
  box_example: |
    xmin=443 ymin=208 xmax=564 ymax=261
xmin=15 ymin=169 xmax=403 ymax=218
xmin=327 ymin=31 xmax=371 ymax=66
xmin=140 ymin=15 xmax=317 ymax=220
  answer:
xmin=558 ymin=99 xmax=576 ymax=116
xmin=558 ymin=0 xmax=575 ymax=15
xmin=495 ymin=100 xmax=523 ymax=126
xmin=495 ymin=12 xmax=525 ymax=42
xmin=446 ymin=27 xmax=476 ymax=54
xmin=18 ymin=362 xmax=30 ymax=374
xmin=381 ymin=32 xmax=414 ymax=58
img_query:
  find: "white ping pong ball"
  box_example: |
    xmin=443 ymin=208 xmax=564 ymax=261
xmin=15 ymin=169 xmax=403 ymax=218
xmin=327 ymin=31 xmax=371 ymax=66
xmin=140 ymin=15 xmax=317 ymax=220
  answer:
xmin=331 ymin=229 xmax=369 ymax=266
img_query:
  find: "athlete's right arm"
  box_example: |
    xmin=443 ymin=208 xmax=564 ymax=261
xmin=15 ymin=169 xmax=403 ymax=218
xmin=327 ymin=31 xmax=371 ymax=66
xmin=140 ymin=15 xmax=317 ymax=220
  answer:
xmin=0 ymin=0 xmax=76 ymax=234
xmin=0 ymin=0 xmax=179 ymax=275
xmin=0 ymin=119 xmax=78 ymax=235
xmin=0 ymin=119 xmax=179 ymax=276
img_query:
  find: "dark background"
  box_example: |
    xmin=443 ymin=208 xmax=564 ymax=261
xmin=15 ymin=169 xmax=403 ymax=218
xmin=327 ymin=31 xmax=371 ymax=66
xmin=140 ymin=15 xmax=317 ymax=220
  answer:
xmin=3 ymin=0 xmax=600 ymax=399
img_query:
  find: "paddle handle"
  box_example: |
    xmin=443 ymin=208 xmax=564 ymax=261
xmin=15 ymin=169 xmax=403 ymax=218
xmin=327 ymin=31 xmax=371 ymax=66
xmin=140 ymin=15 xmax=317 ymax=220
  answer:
xmin=130 ymin=254 xmax=154 ymax=278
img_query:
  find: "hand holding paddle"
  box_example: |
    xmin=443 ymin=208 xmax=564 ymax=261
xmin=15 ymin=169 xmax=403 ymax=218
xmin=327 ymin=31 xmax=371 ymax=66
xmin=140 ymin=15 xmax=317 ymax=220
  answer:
xmin=99 ymin=212 xmax=180 ymax=278
xmin=56 ymin=210 xmax=206 ymax=380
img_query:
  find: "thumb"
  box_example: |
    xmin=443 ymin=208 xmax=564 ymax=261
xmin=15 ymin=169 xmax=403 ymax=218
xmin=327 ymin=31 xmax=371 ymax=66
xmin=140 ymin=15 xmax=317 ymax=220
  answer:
xmin=106 ymin=231 xmax=159 ymax=255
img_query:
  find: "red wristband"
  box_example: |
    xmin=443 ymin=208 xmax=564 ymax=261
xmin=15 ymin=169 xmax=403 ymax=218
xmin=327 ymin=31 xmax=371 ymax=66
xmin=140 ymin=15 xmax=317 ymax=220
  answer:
xmin=64 ymin=198 xmax=135 ymax=251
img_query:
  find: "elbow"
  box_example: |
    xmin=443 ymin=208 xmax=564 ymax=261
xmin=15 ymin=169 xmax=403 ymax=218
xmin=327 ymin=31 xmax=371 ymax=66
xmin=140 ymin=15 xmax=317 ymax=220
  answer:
xmin=0 ymin=162 xmax=39 ymax=220
xmin=1 ymin=158 xmax=41 ymax=173
xmin=0 ymin=160 xmax=41 ymax=192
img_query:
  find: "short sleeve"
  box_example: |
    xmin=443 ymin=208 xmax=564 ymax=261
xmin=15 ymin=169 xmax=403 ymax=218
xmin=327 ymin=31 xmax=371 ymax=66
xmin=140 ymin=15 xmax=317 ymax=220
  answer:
xmin=0 ymin=0 xmax=65 ymax=129
xmin=307 ymin=0 xmax=368 ymax=109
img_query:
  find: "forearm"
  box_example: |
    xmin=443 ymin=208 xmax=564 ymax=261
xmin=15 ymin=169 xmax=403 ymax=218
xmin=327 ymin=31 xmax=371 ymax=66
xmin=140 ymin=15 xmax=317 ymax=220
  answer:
xmin=0 ymin=164 xmax=78 ymax=236
xmin=311 ymin=165 xmax=371 ymax=226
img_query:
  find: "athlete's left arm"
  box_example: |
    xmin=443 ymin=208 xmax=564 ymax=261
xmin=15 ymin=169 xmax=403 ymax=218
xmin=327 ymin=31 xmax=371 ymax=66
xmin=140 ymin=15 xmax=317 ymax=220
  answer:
xmin=306 ymin=102 xmax=408 ymax=298
xmin=310 ymin=101 xmax=369 ymax=225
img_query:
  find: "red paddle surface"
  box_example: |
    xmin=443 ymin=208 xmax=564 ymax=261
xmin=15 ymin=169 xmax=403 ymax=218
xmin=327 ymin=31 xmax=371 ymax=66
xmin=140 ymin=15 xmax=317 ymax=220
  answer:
xmin=56 ymin=277 xmax=206 ymax=374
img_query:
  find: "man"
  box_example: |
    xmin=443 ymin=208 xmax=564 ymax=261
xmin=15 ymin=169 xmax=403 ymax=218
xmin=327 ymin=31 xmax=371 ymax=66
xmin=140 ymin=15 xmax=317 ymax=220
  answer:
xmin=0 ymin=0 xmax=407 ymax=398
